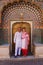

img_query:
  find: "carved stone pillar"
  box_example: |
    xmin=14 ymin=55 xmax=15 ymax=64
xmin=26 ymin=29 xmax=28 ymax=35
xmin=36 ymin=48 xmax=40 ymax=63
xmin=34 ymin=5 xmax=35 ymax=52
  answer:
xmin=0 ymin=11 xmax=1 ymax=24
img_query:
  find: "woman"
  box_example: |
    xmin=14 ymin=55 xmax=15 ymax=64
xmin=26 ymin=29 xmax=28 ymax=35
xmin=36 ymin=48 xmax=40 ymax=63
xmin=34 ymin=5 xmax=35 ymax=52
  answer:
xmin=22 ymin=27 xmax=30 ymax=56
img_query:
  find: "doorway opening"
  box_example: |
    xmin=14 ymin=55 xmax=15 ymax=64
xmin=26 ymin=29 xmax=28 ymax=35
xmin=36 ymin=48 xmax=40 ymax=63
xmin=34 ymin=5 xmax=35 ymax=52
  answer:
xmin=10 ymin=21 xmax=32 ymax=56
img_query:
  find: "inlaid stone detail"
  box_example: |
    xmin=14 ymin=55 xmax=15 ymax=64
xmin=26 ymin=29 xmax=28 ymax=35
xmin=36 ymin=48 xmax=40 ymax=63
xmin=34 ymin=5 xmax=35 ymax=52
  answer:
xmin=1 ymin=2 xmax=42 ymax=44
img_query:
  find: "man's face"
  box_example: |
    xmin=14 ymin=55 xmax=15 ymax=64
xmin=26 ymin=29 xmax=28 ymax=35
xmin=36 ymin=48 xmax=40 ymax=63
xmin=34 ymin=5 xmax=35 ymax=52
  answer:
xmin=18 ymin=27 xmax=21 ymax=32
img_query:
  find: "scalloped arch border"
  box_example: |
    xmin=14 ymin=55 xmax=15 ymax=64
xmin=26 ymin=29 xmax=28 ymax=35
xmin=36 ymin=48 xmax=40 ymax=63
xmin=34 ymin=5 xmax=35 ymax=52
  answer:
xmin=1 ymin=1 xmax=42 ymax=23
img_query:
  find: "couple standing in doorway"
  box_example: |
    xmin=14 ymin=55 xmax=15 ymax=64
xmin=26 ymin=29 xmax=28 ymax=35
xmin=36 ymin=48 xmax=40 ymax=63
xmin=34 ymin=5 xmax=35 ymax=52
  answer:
xmin=14 ymin=27 xmax=30 ymax=57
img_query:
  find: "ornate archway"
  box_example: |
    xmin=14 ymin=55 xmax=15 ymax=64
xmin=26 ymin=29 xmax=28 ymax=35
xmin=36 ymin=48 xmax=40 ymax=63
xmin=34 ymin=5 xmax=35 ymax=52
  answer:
xmin=1 ymin=1 xmax=42 ymax=55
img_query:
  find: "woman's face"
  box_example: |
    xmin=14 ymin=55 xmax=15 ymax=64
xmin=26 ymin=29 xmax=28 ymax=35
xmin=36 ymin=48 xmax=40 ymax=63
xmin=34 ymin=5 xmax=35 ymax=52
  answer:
xmin=22 ymin=29 xmax=26 ymax=32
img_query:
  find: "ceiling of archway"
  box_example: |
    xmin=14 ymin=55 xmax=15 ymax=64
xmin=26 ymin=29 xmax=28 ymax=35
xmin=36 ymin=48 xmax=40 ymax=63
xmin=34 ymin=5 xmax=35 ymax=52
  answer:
xmin=1 ymin=1 xmax=42 ymax=30
xmin=0 ymin=0 xmax=42 ymax=44
xmin=2 ymin=2 xmax=42 ymax=22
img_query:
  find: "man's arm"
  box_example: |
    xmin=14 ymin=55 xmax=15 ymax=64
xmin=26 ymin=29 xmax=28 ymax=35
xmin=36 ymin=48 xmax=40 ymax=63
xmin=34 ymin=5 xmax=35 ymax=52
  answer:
xmin=14 ymin=33 xmax=17 ymax=43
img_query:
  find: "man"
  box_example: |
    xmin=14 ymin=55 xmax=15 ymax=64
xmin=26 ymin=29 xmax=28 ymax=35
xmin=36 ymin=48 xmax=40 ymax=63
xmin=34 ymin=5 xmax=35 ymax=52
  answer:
xmin=14 ymin=27 xmax=22 ymax=57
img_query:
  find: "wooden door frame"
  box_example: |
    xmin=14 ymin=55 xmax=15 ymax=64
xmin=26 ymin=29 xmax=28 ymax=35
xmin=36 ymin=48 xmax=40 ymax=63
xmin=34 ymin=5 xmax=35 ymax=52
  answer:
xmin=10 ymin=21 xmax=33 ymax=54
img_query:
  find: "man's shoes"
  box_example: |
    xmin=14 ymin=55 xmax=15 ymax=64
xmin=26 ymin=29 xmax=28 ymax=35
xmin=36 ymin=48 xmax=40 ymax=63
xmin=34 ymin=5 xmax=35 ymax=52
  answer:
xmin=14 ymin=55 xmax=21 ymax=58
xmin=18 ymin=55 xmax=20 ymax=56
xmin=14 ymin=56 xmax=17 ymax=58
xmin=18 ymin=55 xmax=21 ymax=57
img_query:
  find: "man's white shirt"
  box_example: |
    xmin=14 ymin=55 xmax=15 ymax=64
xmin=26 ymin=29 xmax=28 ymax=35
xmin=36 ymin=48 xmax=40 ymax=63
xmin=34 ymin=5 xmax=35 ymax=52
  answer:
xmin=14 ymin=31 xmax=22 ymax=48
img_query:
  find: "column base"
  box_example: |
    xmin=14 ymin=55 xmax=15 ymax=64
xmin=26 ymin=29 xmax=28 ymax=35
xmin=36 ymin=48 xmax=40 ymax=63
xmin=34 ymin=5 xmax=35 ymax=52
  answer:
xmin=0 ymin=44 xmax=10 ymax=58
xmin=33 ymin=43 xmax=43 ymax=58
